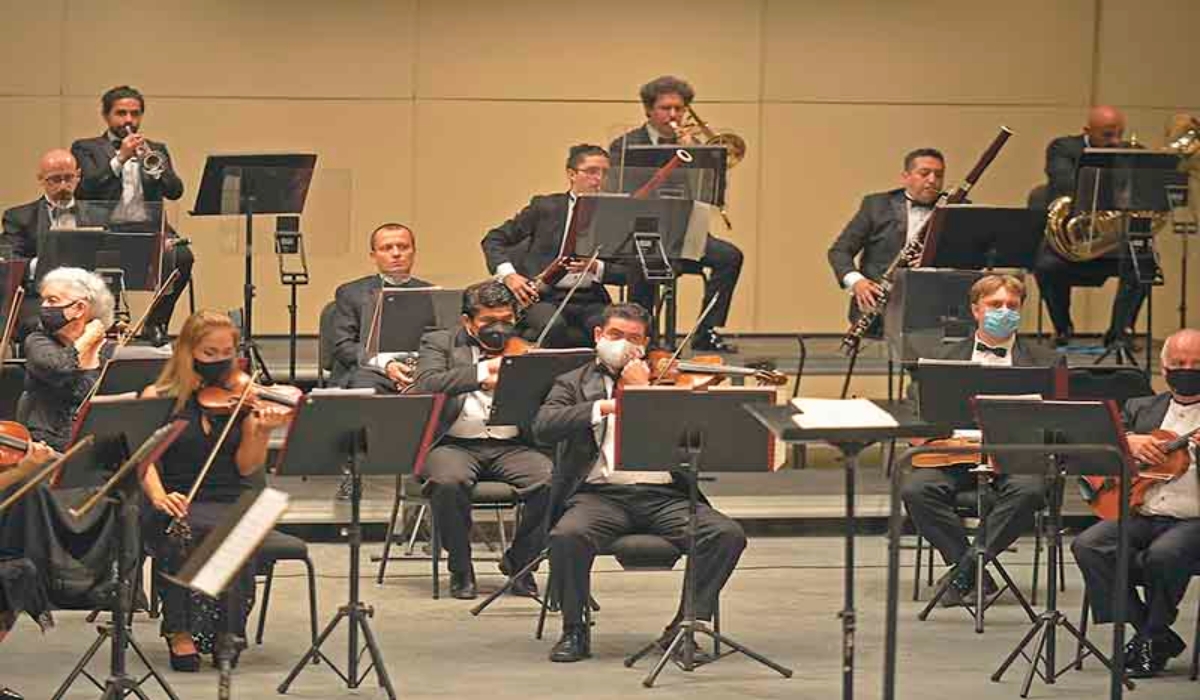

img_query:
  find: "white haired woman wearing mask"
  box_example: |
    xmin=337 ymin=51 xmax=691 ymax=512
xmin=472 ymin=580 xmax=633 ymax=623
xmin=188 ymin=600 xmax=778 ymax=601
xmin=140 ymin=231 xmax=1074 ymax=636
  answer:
xmin=20 ymin=266 xmax=115 ymax=450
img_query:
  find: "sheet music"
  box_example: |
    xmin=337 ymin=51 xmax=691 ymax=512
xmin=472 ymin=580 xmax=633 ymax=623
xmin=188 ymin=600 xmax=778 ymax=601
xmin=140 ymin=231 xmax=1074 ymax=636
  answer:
xmin=190 ymin=488 xmax=289 ymax=598
xmin=790 ymin=398 xmax=899 ymax=430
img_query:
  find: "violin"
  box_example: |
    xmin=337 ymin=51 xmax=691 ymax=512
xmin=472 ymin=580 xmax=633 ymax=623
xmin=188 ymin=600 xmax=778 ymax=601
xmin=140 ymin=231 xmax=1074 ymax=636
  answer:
xmin=646 ymin=348 xmax=786 ymax=390
xmin=909 ymin=437 xmax=985 ymax=469
xmin=0 ymin=421 xmax=61 ymax=469
xmin=196 ymin=370 xmax=302 ymax=417
xmin=1080 ymin=427 xmax=1199 ymax=520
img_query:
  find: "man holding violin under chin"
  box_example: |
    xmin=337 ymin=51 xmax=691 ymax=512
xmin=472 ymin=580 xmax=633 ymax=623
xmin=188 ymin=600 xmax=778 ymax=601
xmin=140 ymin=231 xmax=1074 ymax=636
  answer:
xmin=411 ymin=280 xmax=552 ymax=600
xmin=1071 ymin=328 xmax=1200 ymax=679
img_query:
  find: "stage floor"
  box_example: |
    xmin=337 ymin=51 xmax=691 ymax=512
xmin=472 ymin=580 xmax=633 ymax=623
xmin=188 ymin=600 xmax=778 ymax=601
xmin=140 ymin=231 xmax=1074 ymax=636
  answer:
xmin=4 ymin=536 xmax=1195 ymax=699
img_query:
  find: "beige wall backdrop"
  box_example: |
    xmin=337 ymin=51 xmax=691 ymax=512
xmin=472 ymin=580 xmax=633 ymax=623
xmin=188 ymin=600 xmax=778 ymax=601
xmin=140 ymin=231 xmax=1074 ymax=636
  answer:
xmin=1 ymin=0 xmax=1196 ymax=336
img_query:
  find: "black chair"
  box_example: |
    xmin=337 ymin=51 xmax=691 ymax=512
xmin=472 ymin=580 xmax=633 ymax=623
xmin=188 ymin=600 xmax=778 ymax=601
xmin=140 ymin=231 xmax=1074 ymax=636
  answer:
xmin=1074 ymin=555 xmax=1200 ymax=680
xmin=0 ymin=361 xmax=24 ymax=420
xmin=252 ymin=530 xmax=319 ymax=649
xmin=316 ymin=300 xmax=337 ymax=388
xmin=373 ymin=474 xmax=525 ymax=599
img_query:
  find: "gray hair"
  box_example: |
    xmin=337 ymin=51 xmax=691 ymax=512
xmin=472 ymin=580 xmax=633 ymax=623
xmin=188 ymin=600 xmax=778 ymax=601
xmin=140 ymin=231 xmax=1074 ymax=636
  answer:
xmin=1161 ymin=328 xmax=1200 ymax=368
xmin=38 ymin=266 xmax=116 ymax=328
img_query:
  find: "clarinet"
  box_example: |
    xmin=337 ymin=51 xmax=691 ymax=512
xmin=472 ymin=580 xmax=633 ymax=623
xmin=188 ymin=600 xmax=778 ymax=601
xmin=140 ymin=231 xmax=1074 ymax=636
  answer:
xmin=838 ymin=126 xmax=1014 ymax=355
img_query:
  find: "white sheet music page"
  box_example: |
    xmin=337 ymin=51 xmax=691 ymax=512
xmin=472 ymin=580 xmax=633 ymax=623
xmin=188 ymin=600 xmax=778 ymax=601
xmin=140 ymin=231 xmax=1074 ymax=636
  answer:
xmin=190 ymin=488 xmax=290 ymax=598
xmin=789 ymin=398 xmax=899 ymax=430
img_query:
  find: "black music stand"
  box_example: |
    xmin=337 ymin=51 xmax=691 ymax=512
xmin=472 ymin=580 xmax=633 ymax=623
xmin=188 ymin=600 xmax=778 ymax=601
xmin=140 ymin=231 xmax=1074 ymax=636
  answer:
xmin=91 ymin=357 xmax=168 ymax=397
xmin=613 ymin=144 xmax=728 ymax=206
xmin=367 ymin=287 xmax=461 ymax=356
xmin=975 ymin=398 xmax=1134 ymax=699
xmin=615 ymin=386 xmax=792 ymax=687
xmin=190 ymin=154 xmax=317 ymax=377
xmin=920 ymin=205 xmax=1043 ymax=270
xmin=36 ymin=228 xmax=162 ymax=292
xmin=50 ymin=403 xmax=182 ymax=700
xmin=910 ymin=362 xmax=1061 ymax=629
xmin=276 ymin=391 xmax=441 ymax=700
xmin=746 ymin=399 xmax=946 ymax=700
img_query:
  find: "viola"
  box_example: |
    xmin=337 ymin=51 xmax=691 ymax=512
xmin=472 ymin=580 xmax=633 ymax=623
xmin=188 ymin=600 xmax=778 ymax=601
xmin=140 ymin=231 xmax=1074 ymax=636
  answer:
xmin=646 ymin=348 xmax=786 ymax=390
xmin=909 ymin=437 xmax=985 ymax=469
xmin=196 ymin=370 xmax=302 ymax=417
xmin=1080 ymin=427 xmax=1198 ymax=520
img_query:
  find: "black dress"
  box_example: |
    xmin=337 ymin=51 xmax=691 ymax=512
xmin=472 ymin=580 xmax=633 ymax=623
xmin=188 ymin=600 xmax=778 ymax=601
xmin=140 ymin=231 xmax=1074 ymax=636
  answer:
xmin=22 ymin=330 xmax=112 ymax=451
xmin=143 ymin=397 xmax=256 ymax=650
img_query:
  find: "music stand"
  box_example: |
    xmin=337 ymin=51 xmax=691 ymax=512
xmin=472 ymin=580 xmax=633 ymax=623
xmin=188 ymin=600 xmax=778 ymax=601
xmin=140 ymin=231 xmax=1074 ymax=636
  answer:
xmin=50 ymin=405 xmax=184 ymax=700
xmin=919 ymin=205 xmax=1043 ymax=270
xmin=190 ymin=154 xmax=317 ymax=377
xmin=488 ymin=350 xmax=594 ymax=426
xmin=275 ymin=391 xmax=442 ymax=700
xmin=910 ymin=362 xmax=1062 ymax=629
xmin=614 ymin=386 xmax=793 ymax=687
xmin=67 ymin=396 xmax=176 ymax=487
xmin=365 ymin=287 xmax=461 ymax=357
xmin=91 ymin=357 xmax=168 ymax=397
xmin=36 ymin=228 xmax=162 ymax=291
xmin=612 ymin=144 xmax=728 ymax=207
xmin=975 ymin=398 xmax=1135 ymax=699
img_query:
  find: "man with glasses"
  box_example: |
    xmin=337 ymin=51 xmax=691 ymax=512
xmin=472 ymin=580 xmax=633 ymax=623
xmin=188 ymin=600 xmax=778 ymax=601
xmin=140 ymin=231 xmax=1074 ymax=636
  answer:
xmin=482 ymin=144 xmax=625 ymax=348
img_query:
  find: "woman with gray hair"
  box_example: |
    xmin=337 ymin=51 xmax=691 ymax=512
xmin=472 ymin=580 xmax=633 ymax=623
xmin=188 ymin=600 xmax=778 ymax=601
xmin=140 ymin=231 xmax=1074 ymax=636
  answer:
xmin=21 ymin=266 xmax=116 ymax=450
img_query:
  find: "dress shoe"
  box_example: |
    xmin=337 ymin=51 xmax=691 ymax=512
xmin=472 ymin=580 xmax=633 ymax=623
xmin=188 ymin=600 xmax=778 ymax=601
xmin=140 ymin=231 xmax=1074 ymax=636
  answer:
xmin=498 ymin=559 xmax=539 ymax=598
xmin=691 ymin=327 xmax=737 ymax=353
xmin=1125 ymin=629 xmax=1186 ymax=678
xmin=167 ymin=640 xmax=201 ymax=673
xmin=449 ymin=569 xmax=477 ymax=600
xmin=1053 ymin=331 xmax=1071 ymax=348
xmin=549 ymin=626 xmax=591 ymax=662
xmin=658 ymin=626 xmax=716 ymax=666
xmin=0 ymin=687 xmax=24 ymax=700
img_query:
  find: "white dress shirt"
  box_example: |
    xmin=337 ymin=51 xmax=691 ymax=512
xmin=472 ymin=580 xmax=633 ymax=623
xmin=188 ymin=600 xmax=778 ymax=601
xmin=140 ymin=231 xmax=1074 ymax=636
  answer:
xmin=842 ymin=196 xmax=936 ymax=292
xmin=494 ymin=192 xmax=604 ymax=289
xmin=107 ymin=130 xmax=148 ymax=222
xmin=1139 ymin=399 xmax=1200 ymax=519
xmin=444 ymin=346 xmax=520 ymax=440
xmin=585 ymin=373 xmax=673 ymax=485
xmin=970 ymin=333 xmax=1016 ymax=367
xmin=44 ymin=195 xmax=77 ymax=230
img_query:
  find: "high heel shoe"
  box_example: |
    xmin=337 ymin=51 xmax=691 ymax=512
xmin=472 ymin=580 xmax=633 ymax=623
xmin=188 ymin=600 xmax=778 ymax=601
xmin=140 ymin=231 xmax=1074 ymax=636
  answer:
xmin=166 ymin=640 xmax=201 ymax=672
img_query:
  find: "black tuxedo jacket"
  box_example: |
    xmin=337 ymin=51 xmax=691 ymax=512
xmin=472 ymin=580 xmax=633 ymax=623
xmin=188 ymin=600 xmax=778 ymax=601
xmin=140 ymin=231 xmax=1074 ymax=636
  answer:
xmin=827 ymin=189 xmax=910 ymax=321
xmin=2 ymin=197 xmax=106 ymax=259
xmin=607 ymin=124 xmax=667 ymax=161
xmin=1121 ymin=393 xmax=1172 ymax=434
xmin=70 ymin=133 xmax=184 ymax=203
xmin=531 ymin=362 xmax=612 ymax=520
xmin=1044 ymin=134 xmax=1086 ymax=202
xmin=329 ymin=274 xmax=431 ymax=387
xmin=938 ymin=335 xmax=1058 ymax=366
xmin=481 ymin=192 xmax=625 ymax=295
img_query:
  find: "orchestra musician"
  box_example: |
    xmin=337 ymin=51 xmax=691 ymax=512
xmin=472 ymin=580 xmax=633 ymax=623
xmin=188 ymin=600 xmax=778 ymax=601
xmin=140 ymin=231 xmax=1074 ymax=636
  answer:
xmin=412 ymin=281 xmax=552 ymax=600
xmin=1032 ymin=106 xmax=1145 ymax=349
xmin=609 ymin=76 xmax=743 ymax=353
xmin=1071 ymin=328 xmax=1200 ymax=679
xmin=70 ymin=85 xmax=192 ymax=346
xmin=901 ymin=274 xmax=1052 ymax=606
xmin=139 ymin=310 xmax=290 ymax=671
xmin=827 ymin=148 xmax=945 ymax=335
xmin=20 ymin=267 xmax=115 ymax=451
xmin=482 ymin=144 xmax=625 ymax=348
xmin=532 ymin=303 xmax=746 ymax=662
xmin=330 ymin=223 xmax=432 ymax=392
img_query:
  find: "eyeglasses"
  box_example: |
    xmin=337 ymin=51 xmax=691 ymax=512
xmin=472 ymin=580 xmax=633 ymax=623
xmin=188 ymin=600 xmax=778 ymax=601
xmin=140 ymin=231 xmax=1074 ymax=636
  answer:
xmin=572 ymin=167 xmax=608 ymax=177
xmin=42 ymin=174 xmax=78 ymax=185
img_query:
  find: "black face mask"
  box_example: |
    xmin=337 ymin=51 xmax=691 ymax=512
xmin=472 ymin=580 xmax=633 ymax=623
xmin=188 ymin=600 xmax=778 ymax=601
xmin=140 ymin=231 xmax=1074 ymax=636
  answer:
xmin=39 ymin=304 xmax=73 ymax=333
xmin=193 ymin=357 xmax=233 ymax=386
xmin=1165 ymin=368 xmax=1200 ymax=398
xmin=474 ymin=321 xmax=515 ymax=353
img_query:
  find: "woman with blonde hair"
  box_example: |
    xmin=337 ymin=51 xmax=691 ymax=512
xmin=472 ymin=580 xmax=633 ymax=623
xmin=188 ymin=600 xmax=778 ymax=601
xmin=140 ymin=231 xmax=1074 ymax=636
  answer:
xmin=139 ymin=310 xmax=289 ymax=671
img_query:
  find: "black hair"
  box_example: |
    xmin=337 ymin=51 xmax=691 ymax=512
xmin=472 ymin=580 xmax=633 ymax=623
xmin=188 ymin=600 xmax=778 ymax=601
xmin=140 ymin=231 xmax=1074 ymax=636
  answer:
xmin=369 ymin=222 xmax=415 ymax=250
xmin=639 ymin=75 xmax=695 ymax=111
xmin=461 ymin=280 xmax=517 ymax=318
xmin=903 ymin=148 xmax=944 ymax=172
xmin=566 ymin=144 xmax=609 ymax=170
xmin=600 ymin=303 xmax=651 ymax=333
xmin=101 ymin=85 xmax=145 ymax=115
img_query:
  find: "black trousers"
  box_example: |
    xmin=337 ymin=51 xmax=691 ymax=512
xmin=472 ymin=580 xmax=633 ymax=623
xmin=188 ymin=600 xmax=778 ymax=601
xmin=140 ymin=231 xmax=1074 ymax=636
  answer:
xmin=1033 ymin=243 xmax=1145 ymax=338
xmin=1071 ymin=515 xmax=1200 ymax=636
xmin=421 ymin=438 xmax=551 ymax=574
xmin=143 ymin=242 xmax=194 ymax=331
xmin=519 ymin=287 xmax=608 ymax=349
xmin=901 ymin=466 xmax=1047 ymax=566
xmin=548 ymin=482 xmax=746 ymax=630
xmin=629 ymin=235 xmax=743 ymax=329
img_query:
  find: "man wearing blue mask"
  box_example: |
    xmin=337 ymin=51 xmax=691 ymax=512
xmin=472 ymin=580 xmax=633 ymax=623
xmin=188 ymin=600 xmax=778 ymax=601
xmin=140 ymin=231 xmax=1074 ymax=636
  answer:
xmin=902 ymin=274 xmax=1053 ymax=606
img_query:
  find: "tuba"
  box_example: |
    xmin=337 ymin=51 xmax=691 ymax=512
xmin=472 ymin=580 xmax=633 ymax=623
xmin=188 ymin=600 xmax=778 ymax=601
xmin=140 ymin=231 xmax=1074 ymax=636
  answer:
xmin=670 ymin=105 xmax=747 ymax=167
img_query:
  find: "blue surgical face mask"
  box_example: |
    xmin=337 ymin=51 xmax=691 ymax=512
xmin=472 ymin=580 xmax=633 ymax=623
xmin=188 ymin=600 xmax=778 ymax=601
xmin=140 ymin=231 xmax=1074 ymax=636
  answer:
xmin=981 ymin=307 xmax=1021 ymax=340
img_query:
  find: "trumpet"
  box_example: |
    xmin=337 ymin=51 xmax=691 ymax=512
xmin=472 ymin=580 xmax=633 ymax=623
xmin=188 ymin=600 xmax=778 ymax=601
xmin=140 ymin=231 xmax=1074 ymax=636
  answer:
xmin=670 ymin=105 xmax=747 ymax=167
xmin=121 ymin=125 xmax=166 ymax=178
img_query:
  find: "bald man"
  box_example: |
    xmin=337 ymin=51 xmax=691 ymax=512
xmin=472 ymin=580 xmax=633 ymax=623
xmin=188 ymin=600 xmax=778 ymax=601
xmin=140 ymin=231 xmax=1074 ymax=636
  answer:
xmin=1033 ymin=106 xmax=1145 ymax=348
xmin=1071 ymin=328 xmax=1200 ymax=678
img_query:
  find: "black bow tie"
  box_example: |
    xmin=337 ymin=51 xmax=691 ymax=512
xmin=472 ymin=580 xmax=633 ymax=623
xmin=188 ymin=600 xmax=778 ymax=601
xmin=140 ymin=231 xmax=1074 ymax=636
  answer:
xmin=976 ymin=342 xmax=1008 ymax=358
xmin=907 ymin=199 xmax=935 ymax=212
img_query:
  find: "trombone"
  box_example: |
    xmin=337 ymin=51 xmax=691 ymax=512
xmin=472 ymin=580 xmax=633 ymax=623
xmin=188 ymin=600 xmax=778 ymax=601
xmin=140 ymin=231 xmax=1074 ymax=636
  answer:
xmin=670 ymin=105 xmax=748 ymax=168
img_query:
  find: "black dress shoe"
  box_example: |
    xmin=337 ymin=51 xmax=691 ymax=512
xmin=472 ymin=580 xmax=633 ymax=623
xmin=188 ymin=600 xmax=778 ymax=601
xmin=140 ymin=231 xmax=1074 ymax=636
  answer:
xmin=167 ymin=641 xmax=201 ymax=672
xmin=1127 ymin=629 xmax=1188 ymax=678
xmin=1053 ymin=331 xmax=1071 ymax=348
xmin=549 ymin=626 xmax=591 ymax=662
xmin=498 ymin=559 xmax=539 ymax=598
xmin=658 ymin=626 xmax=716 ymax=666
xmin=0 ymin=687 xmax=24 ymax=700
xmin=450 ymin=569 xmax=477 ymax=600
xmin=691 ymin=327 xmax=737 ymax=353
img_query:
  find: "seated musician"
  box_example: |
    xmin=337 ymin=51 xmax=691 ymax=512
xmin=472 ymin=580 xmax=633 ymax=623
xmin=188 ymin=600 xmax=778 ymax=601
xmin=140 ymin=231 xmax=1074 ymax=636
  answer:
xmin=901 ymin=274 xmax=1052 ymax=606
xmin=21 ymin=267 xmax=115 ymax=451
xmin=532 ymin=302 xmax=747 ymax=662
xmin=610 ymin=76 xmax=743 ymax=352
xmin=412 ymin=280 xmax=552 ymax=600
xmin=70 ymin=85 xmax=191 ymax=346
xmin=827 ymin=148 xmax=945 ymax=336
xmin=139 ymin=310 xmax=290 ymax=671
xmin=1071 ymin=328 xmax=1200 ymax=678
xmin=1032 ymin=106 xmax=1144 ymax=349
xmin=0 ymin=441 xmax=56 ymax=700
xmin=482 ymin=144 xmax=624 ymax=349
xmin=330 ymin=222 xmax=432 ymax=391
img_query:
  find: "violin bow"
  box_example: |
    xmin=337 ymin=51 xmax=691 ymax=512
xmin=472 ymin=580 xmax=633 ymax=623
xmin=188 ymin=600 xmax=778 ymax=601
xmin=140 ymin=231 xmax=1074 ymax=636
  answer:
xmin=650 ymin=293 xmax=720 ymax=385
xmin=0 ymin=285 xmax=26 ymax=377
xmin=182 ymin=369 xmax=260 ymax=506
xmin=534 ymin=247 xmax=603 ymax=348
xmin=0 ymin=436 xmax=94 ymax=515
